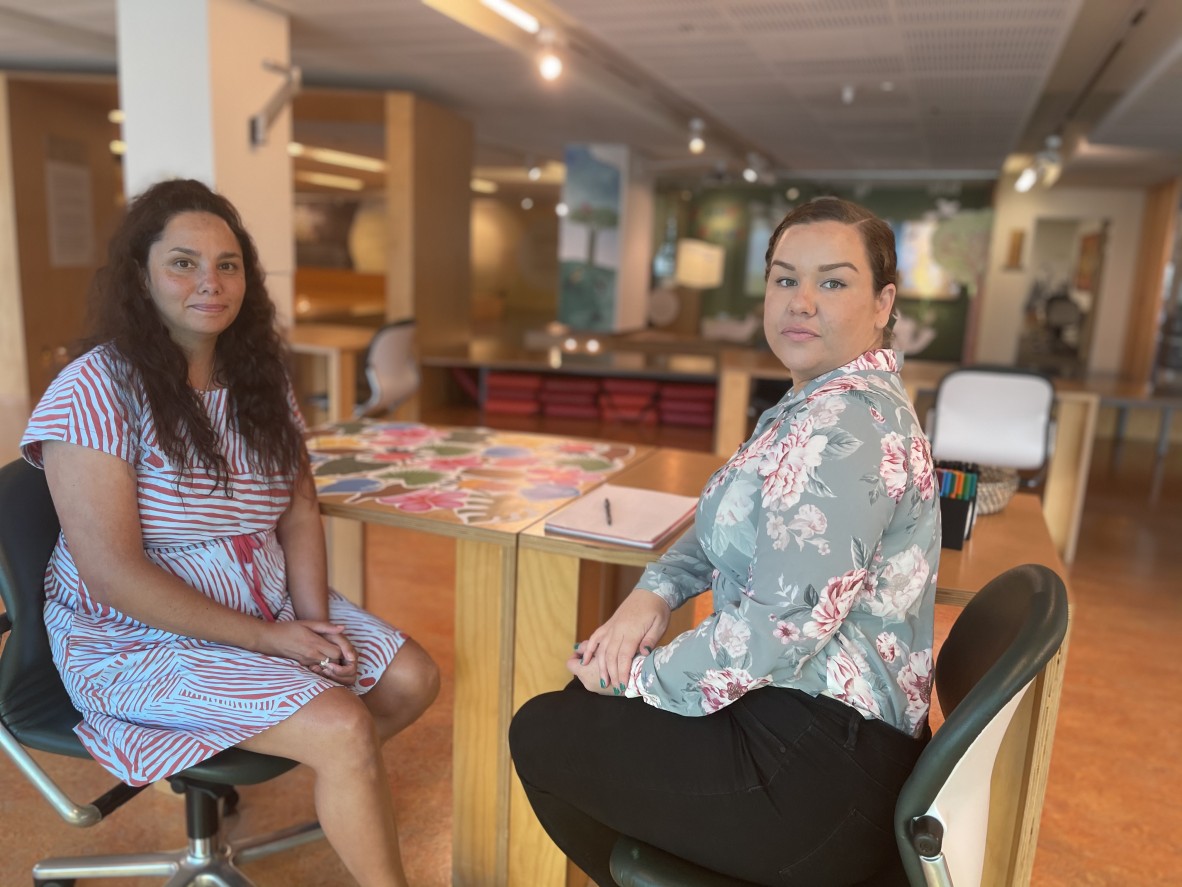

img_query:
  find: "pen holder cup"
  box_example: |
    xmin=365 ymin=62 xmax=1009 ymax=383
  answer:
xmin=939 ymin=495 xmax=975 ymax=550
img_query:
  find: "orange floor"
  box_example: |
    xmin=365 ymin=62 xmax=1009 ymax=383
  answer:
xmin=0 ymin=425 xmax=1178 ymax=886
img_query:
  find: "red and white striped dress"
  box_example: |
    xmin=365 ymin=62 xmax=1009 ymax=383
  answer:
xmin=21 ymin=346 xmax=406 ymax=786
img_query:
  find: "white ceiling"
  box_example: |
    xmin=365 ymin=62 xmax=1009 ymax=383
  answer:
xmin=0 ymin=0 xmax=1178 ymax=187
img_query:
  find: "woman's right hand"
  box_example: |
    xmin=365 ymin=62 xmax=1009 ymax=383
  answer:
xmin=258 ymin=620 xmax=357 ymax=685
xmin=577 ymin=588 xmax=671 ymax=693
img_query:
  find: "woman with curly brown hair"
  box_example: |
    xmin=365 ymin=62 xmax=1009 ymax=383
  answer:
xmin=21 ymin=178 xmax=437 ymax=887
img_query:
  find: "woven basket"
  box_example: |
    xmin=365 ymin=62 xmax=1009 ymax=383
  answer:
xmin=976 ymin=466 xmax=1019 ymax=515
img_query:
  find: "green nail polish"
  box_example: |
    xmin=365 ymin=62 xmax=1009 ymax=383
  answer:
xmin=613 ymin=687 xmax=620 ymax=695
xmin=619 ymin=682 xmax=626 ymax=693
xmin=599 ymin=678 xmax=606 ymax=688
xmin=644 ymin=645 xmax=652 ymax=653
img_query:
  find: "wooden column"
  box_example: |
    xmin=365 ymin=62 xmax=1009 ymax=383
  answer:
xmin=1121 ymin=177 xmax=1180 ymax=384
xmin=384 ymin=93 xmax=473 ymax=351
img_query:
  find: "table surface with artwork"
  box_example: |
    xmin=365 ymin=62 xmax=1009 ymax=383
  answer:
xmin=304 ymin=421 xmax=650 ymax=887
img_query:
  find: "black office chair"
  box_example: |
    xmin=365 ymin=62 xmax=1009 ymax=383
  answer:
xmin=609 ymin=564 xmax=1069 ymax=887
xmin=927 ymin=365 xmax=1056 ymax=490
xmin=0 ymin=458 xmax=323 ymax=886
xmin=354 ymin=319 xmax=420 ymax=419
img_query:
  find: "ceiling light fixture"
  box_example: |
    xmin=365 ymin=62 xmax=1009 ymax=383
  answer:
xmin=479 ymin=0 xmax=539 ymax=34
xmin=295 ymin=171 xmax=364 ymax=191
xmin=1013 ymin=134 xmax=1063 ymax=193
xmin=841 ymin=84 xmax=856 ymax=105
xmin=537 ymin=27 xmax=563 ymax=81
xmin=742 ymin=152 xmax=764 ymax=184
xmin=688 ymin=117 xmax=706 ymax=155
xmin=527 ymin=164 xmax=542 ymax=181
xmin=471 ymin=178 xmax=499 ymax=194
xmin=287 ymin=142 xmax=385 ymax=173
xmin=107 ymin=108 xmax=124 ymax=124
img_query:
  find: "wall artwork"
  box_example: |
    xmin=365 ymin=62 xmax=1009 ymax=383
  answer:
xmin=1073 ymin=231 xmax=1102 ymax=292
xmin=558 ymin=144 xmax=624 ymax=330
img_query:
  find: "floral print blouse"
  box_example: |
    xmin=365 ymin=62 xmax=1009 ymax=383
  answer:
xmin=626 ymin=349 xmax=940 ymax=737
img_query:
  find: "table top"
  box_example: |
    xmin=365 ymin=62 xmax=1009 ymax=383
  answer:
xmin=421 ymin=340 xmax=718 ymax=382
xmin=519 ymin=448 xmax=725 ymax=565
xmin=289 ymin=323 xmax=377 ymax=353
xmin=936 ymin=493 xmax=1066 ymax=606
xmin=307 ymin=421 xmax=651 ymax=543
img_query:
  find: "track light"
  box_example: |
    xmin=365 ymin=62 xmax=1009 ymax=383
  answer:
xmin=742 ymin=152 xmax=764 ymax=184
xmin=688 ymin=118 xmax=705 ymax=154
xmin=1013 ymin=134 xmax=1063 ymax=193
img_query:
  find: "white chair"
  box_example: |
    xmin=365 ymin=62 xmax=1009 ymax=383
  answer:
xmin=927 ymin=366 xmax=1055 ymax=486
xmin=354 ymin=319 xmax=420 ymax=418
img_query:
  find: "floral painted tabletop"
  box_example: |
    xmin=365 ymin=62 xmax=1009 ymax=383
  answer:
xmin=306 ymin=421 xmax=647 ymax=538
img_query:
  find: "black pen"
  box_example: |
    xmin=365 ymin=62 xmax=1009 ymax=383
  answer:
xmin=603 ymin=497 xmax=613 ymax=526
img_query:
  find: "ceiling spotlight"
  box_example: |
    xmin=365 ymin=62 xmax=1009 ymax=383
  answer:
xmin=521 ymin=197 xmax=534 ymax=210
xmin=688 ymin=117 xmax=706 ymax=154
xmin=107 ymin=108 xmax=125 ymax=124
xmin=1013 ymin=134 xmax=1064 ymax=193
xmin=555 ymin=202 xmax=569 ymax=217
xmin=742 ymin=152 xmax=763 ymax=184
xmin=537 ymin=27 xmax=563 ymax=81
xmin=471 ymin=178 xmax=499 ymax=194
xmin=527 ymin=164 xmax=542 ymax=181
xmin=785 ymin=186 xmax=801 ymax=200
xmin=841 ymin=84 xmax=856 ymax=105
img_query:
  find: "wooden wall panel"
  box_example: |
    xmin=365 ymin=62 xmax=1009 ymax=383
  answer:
xmin=6 ymin=78 xmax=122 ymax=402
xmin=385 ymin=92 xmax=474 ymax=351
xmin=1121 ymin=177 xmax=1181 ymax=384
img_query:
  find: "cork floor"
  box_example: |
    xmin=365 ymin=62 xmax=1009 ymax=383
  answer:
xmin=0 ymin=429 xmax=1178 ymax=886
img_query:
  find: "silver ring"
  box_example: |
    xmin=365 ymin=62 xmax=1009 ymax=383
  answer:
xmin=318 ymin=657 xmax=332 ymax=668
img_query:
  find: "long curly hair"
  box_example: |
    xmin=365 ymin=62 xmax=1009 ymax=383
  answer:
xmin=81 ymin=179 xmax=304 ymax=490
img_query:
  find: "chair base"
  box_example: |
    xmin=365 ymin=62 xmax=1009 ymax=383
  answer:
xmin=32 ymin=820 xmax=323 ymax=887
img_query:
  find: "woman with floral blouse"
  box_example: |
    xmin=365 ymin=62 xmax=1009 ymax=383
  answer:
xmin=510 ymin=197 xmax=940 ymax=886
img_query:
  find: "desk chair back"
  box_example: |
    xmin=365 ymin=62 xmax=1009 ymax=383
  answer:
xmin=895 ymin=563 xmax=1068 ymax=887
xmin=0 ymin=458 xmax=323 ymax=885
xmin=928 ymin=366 xmax=1054 ymax=474
xmin=0 ymin=457 xmax=82 ymax=759
xmin=355 ymin=319 xmax=420 ymax=418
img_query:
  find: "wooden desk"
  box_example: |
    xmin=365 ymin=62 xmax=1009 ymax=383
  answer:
xmin=289 ymin=323 xmax=376 ymax=422
xmin=511 ymin=464 xmax=1070 ymax=887
xmin=714 ymin=350 xmax=1099 ymax=563
xmin=305 ymin=422 xmax=650 ymax=887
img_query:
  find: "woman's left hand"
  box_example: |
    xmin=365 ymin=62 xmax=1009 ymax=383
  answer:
xmin=566 ymin=643 xmax=622 ymax=696
xmin=311 ymin=627 xmax=359 ymax=686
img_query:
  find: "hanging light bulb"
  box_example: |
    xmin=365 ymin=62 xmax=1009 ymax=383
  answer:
xmin=742 ymin=152 xmax=761 ymax=183
xmin=688 ymin=118 xmax=706 ymax=155
xmin=537 ymin=28 xmax=563 ymax=81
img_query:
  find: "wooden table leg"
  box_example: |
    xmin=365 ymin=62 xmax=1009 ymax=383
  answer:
xmin=509 ymin=546 xmax=584 ymax=887
xmin=1042 ymin=392 xmax=1098 ymax=564
xmin=324 ymin=517 xmax=364 ymax=605
xmin=453 ymin=537 xmax=517 ymax=887
xmin=714 ymin=366 xmax=752 ymax=457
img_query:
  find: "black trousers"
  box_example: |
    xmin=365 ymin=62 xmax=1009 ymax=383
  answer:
xmin=509 ymin=680 xmax=927 ymax=887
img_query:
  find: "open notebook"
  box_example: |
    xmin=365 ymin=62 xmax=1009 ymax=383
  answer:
xmin=543 ymin=483 xmax=698 ymax=549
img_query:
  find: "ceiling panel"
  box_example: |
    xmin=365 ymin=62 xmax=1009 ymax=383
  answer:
xmin=0 ymin=0 xmax=1175 ymax=184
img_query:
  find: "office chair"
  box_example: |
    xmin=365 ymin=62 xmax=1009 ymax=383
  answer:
xmin=609 ymin=563 xmax=1069 ymax=887
xmin=354 ymin=319 xmax=420 ymax=418
xmin=0 ymin=458 xmax=323 ymax=886
xmin=927 ymin=365 xmax=1056 ymax=488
